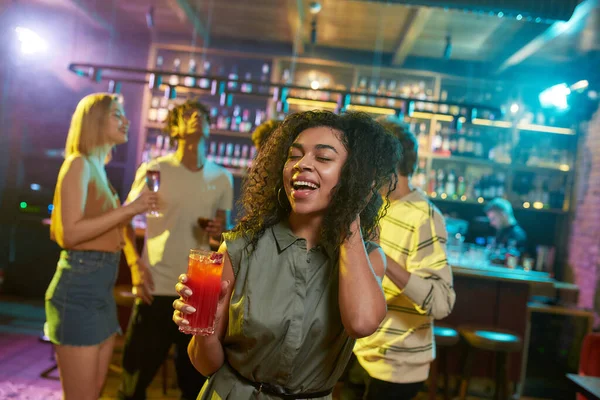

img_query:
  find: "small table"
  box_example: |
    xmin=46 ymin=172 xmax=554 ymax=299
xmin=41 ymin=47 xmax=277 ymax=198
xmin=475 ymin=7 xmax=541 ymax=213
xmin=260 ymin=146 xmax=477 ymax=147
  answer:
xmin=567 ymin=374 xmax=600 ymax=400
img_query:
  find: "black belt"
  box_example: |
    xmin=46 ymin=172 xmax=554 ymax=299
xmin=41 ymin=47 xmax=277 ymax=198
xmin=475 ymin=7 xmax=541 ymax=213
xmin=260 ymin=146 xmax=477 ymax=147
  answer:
xmin=228 ymin=363 xmax=333 ymax=399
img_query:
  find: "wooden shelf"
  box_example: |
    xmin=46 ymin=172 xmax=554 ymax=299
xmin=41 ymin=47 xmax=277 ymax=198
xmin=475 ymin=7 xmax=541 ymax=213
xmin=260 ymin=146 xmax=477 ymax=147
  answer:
xmin=466 ymin=119 xmax=576 ymax=136
xmin=427 ymin=153 xmax=572 ymax=174
xmin=428 ymin=196 xmax=567 ymax=214
xmin=145 ymin=123 xmax=253 ymax=140
xmin=153 ymin=84 xmax=272 ymax=100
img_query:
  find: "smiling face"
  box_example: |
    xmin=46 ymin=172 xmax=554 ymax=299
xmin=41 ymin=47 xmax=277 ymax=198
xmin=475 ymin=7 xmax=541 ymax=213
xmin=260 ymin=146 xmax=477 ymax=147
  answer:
xmin=103 ymin=100 xmax=129 ymax=145
xmin=282 ymin=126 xmax=348 ymax=216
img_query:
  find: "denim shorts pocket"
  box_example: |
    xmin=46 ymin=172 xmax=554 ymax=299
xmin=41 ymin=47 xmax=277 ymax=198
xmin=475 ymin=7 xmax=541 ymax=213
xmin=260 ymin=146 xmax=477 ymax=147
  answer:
xmin=71 ymin=256 xmax=104 ymax=274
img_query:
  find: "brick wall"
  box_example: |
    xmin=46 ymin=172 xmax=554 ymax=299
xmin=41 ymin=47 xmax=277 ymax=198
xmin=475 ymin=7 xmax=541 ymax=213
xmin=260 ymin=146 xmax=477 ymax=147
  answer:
xmin=568 ymin=106 xmax=600 ymax=327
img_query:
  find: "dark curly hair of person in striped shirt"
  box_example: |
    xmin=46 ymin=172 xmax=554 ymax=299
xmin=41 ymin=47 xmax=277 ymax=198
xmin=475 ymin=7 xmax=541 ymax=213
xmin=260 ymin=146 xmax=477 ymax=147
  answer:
xmin=376 ymin=115 xmax=416 ymax=177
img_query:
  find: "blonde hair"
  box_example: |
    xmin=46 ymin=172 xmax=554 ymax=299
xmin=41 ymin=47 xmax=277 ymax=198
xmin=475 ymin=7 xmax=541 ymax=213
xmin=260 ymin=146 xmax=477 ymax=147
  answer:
xmin=65 ymin=93 xmax=119 ymax=157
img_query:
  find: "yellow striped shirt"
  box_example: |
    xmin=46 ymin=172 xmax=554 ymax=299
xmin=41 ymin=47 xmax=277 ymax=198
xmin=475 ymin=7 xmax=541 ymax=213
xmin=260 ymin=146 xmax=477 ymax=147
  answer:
xmin=354 ymin=189 xmax=456 ymax=383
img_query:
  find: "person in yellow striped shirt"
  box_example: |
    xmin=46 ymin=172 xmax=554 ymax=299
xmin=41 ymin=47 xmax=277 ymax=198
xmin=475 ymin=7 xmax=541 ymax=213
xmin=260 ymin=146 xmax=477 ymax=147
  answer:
xmin=343 ymin=116 xmax=456 ymax=400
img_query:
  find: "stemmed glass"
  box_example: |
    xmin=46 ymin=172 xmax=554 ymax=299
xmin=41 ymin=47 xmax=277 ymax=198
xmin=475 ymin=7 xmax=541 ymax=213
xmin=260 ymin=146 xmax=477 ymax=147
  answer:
xmin=145 ymin=159 xmax=163 ymax=218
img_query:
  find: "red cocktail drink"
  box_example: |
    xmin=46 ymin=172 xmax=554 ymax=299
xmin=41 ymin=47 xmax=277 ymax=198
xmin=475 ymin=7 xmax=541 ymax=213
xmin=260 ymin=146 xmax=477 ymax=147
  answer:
xmin=180 ymin=249 xmax=224 ymax=335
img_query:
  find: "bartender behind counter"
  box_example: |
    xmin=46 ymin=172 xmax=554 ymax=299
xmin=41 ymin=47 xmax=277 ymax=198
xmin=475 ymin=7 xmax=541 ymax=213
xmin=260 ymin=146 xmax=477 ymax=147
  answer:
xmin=484 ymin=198 xmax=527 ymax=253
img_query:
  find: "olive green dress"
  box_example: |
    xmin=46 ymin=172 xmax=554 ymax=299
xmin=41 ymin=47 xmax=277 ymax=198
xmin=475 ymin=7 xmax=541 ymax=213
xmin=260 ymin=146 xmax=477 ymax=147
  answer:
xmin=198 ymin=221 xmax=380 ymax=400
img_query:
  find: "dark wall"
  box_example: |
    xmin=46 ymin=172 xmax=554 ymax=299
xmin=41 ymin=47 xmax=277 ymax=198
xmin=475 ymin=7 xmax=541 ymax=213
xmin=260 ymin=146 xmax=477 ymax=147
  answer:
xmin=0 ymin=3 xmax=150 ymax=296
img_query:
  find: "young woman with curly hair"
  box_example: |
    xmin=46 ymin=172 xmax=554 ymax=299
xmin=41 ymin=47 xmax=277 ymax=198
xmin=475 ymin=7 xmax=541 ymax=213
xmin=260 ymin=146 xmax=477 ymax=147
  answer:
xmin=172 ymin=110 xmax=401 ymax=400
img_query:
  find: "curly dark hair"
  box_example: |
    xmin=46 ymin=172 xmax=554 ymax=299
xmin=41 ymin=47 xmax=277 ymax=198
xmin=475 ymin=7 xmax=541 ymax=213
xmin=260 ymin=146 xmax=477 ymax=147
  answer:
xmin=251 ymin=120 xmax=282 ymax=149
xmin=233 ymin=110 xmax=401 ymax=254
xmin=163 ymin=99 xmax=210 ymax=139
xmin=376 ymin=115 xmax=416 ymax=177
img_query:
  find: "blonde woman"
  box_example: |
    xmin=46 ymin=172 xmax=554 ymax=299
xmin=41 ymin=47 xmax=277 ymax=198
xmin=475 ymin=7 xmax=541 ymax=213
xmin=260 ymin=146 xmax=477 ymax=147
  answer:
xmin=45 ymin=93 xmax=156 ymax=400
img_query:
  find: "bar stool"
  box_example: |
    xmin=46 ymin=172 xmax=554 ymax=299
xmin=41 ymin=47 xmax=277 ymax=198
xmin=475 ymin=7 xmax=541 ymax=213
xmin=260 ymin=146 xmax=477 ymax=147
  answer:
xmin=429 ymin=325 xmax=460 ymax=400
xmin=457 ymin=326 xmax=522 ymax=400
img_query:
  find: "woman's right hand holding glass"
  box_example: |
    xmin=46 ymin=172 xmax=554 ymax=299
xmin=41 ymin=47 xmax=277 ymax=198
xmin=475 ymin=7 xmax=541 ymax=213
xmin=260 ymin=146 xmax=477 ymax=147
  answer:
xmin=128 ymin=191 xmax=159 ymax=215
xmin=172 ymin=274 xmax=231 ymax=334
xmin=173 ymin=274 xmax=195 ymax=329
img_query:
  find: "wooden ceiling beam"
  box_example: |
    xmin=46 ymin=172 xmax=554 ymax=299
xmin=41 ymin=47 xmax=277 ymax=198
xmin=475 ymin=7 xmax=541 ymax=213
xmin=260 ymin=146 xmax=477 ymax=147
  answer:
xmin=495 ymin=0 xmax=598 ymax=74
xmin=287 ymin=0 xmax=305 ymax=55
xmin=392 ymin=7 xmax=432 ymax=66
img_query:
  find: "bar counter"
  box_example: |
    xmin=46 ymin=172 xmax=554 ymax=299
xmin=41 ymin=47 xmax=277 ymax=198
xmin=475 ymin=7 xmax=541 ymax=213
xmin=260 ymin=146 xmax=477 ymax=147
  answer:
xmin=443 ymin=260 xmax=565 ymax=394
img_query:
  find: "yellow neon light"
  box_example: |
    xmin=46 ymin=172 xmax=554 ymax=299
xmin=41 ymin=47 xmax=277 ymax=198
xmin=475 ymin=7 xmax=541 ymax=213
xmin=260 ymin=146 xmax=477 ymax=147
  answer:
xmin=516 ymin=123 xmax=575 ymax=135
xmin=472 ymin=118 xmax=513 ymax=128
xmin=411 ymin=112 xmax=454 ymax=122
xmin=347 ymin=104 xmax=396 ymax=115
xmin=286 ymin=98 xmax=338 ymax=109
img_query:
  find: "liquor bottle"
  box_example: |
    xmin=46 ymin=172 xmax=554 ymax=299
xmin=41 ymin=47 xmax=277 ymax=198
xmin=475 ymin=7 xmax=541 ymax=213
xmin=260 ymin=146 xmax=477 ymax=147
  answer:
xmin=414 ymin=160 xmax=427 ymax=189
xmin=473 ymin=178 xmax=482 ymax=199
xmin=357 ymin=77 xmax=368 ymax=104
xmin=387 ymin=80 xmax=397 ymax=107
xmin=217 ymin=109 xmax=231 ymax=131
xmin=241 ymin=72 xmax=253 ymax=93
xmin=496 ymin=173 xmax=506 ymax=197
xmin=148 ymin=96 xmax=160 ymax=122
xmin=254 ymin=109 xmax=265 ymax=127
xmin=184 ymin=59 xmax=197 ymax=87
xmin=157 ymin=97 xmax=169 ymax=122
xmin=240 ymin=109 xmax=253 ymax=133
xmin=215 ymin=143 xmax=226 ymax=165
xmin=223 ymin=143 xmax=234 ymax=167
xmin=239 ymin=145 xmax=250 ymax=168
xmin=281 ymin=69 xmax=292 ymax=85
xmin=436 ymin=169 xmax=446 ymax=195
xmin=432 ymin=123 xmax=443 ymax=153
xmin=445 ymin=170 xmax=456 ymax=197
xmin=230 ymin=106 xmax=242 ymax=132
xmin=439 ymin=90 xmax=449 ymax=114
xmin=207 ymin=141 xmax=217 ymax=162
xmin=456 ymin=128 xmax=466 ymax=155
xmin=209 ymin=107 xmax=219 ymax=129
xmin=198 ymin=61 xmax=211 ymax=89
xmin=259 ymin=63 xmax=270 ymax=94
xmin=169 ymin=58 xmax=181 ymax=86
xmin=227 ymin=66 xmax=239 ymax=91
xmin=231 ymin=144 xmax=241 ymax=167
xmin=465 ymin=129 xmax=475 ymax=157
xmin=427 ymin=169 xmax=437 ymax=194
xmin=457 ymin=176 xmax=466 ymax=197
xmin=367 ymin=79 xmax=378 ymax=105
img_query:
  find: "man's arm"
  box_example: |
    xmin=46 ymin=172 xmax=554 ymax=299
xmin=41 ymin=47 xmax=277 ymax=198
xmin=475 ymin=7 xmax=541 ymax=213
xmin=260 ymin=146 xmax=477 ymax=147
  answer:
xmin=385 ymin=214 xmax=456 ymax=320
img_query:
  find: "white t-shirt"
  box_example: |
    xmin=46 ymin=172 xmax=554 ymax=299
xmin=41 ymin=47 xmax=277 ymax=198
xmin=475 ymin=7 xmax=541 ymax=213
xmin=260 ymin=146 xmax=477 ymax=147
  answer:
xmin=127 ymin=154 xmax=234 ymax=296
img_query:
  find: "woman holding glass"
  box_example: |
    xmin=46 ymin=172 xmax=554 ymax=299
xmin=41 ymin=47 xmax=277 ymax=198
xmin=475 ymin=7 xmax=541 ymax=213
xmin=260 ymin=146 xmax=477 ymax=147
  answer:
xmin=173 ymin=110 xmax=401 ymax=399
xmin=45 ymin=93 xmax=156 ymax=400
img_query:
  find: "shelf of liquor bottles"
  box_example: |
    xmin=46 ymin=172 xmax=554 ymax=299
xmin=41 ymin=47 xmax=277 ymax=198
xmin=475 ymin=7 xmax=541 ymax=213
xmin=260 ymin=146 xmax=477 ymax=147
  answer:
xmin=144 ymin=122 xmax=254 ymax=179
xmin=137 ymin=46 xmax=579 ymax=211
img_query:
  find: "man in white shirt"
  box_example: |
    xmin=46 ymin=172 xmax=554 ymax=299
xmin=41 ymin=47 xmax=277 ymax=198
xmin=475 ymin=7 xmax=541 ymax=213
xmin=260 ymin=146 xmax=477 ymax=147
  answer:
xmin=118 ymin=100 xmax=233 ymax=400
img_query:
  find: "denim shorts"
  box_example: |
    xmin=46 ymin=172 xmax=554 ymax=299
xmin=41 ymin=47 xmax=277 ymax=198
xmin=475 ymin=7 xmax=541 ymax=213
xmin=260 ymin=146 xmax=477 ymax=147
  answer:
xmin=44 ymin=249 xmax=121 ymax=346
